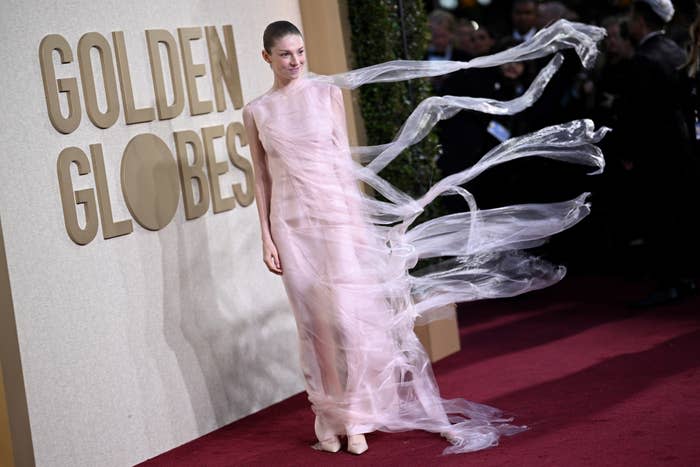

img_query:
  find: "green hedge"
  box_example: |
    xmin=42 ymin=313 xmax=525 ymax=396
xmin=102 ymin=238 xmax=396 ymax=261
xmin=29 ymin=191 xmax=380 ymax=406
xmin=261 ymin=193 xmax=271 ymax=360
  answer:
xmin=347 ymin=0 xmax=443 ymax=221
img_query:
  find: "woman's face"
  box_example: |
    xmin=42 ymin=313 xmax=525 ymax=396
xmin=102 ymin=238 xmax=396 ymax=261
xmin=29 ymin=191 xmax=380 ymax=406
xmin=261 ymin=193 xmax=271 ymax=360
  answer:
xmin=264 ymin=34 xmax=305 ymax=82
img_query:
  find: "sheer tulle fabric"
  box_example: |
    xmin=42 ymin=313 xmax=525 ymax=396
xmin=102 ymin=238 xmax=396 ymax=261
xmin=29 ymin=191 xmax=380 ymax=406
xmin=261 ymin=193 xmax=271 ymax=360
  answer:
xmin=245 ymin=20 xmax=607 ymax=454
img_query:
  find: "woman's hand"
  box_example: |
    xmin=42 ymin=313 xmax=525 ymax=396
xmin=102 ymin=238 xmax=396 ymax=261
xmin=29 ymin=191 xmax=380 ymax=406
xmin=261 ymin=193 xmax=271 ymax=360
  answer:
xmin=262 ymin=239 xmax=283 ymax=275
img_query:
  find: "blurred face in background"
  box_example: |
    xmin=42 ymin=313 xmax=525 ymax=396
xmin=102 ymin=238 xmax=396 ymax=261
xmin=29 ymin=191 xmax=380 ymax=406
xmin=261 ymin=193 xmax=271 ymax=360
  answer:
xmin=605 ymin=20 xmax=634 ymax=60
xmin=472 ymin=28 xmax=495 ymax=56
xmin=430 ymin=24 xmax=453 ymax=53
xmin=454 ymin=22 xmax=475 ymax=54
xmin=628 ymin=7 xmax=646 ymax=44
xmin=512 ymin=1 xmax=538 ymax=34
xmin=501 ymin=61 xmax=525 ymax=80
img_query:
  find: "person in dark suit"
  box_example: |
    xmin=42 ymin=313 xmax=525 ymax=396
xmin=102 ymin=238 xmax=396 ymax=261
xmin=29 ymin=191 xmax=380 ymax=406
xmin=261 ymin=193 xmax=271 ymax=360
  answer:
xmin=426 ymin=9 xmax=471 ymax=95
xmin=436 ymin=25 xmax=502 ymax=213
xmin=510 ymin=0 xmax=538 ymax=43
xmin=614 ymin=0 xmax=698 ymax=306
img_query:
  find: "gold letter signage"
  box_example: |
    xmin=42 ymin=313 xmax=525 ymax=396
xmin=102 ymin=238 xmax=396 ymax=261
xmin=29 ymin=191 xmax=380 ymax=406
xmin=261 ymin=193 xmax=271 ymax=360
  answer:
xmin=40 ymin=25 xmax=251 ymax=245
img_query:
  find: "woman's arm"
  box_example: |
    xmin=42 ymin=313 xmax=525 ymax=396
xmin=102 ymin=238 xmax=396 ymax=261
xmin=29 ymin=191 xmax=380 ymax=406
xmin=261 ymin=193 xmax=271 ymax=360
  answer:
xmin=242 ymin=105 xmax=282 ymax=275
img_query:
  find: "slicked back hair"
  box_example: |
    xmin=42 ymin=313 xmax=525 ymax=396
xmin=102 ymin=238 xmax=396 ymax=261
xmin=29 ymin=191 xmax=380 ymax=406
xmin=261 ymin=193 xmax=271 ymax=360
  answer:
xmin=263 ymin=21 xmax=302 ymax=53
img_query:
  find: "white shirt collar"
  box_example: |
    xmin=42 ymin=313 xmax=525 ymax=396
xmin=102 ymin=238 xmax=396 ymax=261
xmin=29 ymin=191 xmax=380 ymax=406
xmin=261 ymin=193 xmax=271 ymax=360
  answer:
xmin=427 ymin=44 xmax=453 ymax=60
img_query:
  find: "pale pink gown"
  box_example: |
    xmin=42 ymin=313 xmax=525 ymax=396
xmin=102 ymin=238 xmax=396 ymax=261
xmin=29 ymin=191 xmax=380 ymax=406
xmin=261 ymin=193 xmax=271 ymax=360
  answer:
xmin=245 ymin=79 xmax=524 ymax=453
xmin=243 ymin=20 xmax=609 ymax=454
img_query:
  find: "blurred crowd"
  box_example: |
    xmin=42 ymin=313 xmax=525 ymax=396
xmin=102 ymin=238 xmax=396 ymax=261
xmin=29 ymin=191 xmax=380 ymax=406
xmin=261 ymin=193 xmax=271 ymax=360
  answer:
xmin=426 ymin=0 xmax=700 ymax=307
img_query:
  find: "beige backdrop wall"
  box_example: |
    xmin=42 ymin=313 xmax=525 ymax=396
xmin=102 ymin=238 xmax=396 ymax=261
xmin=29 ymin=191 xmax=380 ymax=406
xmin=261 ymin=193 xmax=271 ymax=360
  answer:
xmin=0 ymin=1 xmax=308 ymax=465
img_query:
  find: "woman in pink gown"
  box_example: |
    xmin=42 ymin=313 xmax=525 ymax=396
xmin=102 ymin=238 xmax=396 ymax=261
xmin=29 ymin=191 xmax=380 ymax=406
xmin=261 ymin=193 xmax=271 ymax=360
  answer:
xmin=242 ymin=20 xmax=607 ymax=455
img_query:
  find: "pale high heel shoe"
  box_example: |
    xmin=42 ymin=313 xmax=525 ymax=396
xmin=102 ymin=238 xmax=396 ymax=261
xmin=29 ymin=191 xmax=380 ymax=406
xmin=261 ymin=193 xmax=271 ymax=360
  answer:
xmin=347 ymin=434 xmax=368 ymax=455
xmin=314 ymin=417 xmax=341 ymax=453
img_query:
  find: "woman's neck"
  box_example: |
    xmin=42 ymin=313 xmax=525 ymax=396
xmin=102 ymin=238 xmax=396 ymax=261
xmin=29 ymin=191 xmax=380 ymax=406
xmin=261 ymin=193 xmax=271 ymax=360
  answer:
xmin=272 ymin=75 xmax=302 ymax=91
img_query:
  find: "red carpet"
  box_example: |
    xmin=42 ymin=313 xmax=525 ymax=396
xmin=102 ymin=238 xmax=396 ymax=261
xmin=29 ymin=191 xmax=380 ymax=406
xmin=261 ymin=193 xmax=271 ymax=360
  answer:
xmin=137 ymin=275 xmax=700 ymax=466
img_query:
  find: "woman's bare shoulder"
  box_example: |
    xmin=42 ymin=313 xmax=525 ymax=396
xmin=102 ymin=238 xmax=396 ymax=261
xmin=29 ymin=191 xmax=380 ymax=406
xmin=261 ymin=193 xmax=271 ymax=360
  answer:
xmin=244 ymin=93 xmax=267 ymax=112
xmin=243 ymin=92 xmax=274 ymax=123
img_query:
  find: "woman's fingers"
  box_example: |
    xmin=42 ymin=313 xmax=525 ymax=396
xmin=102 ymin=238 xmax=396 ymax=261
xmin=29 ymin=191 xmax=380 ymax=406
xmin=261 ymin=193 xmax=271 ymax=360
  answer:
xmin=265 ymin=253 xmax=283 ymax=275
xmin=273 ymin=253 xmax=282 ymax=270
xmin=262 ymin=241 xmax=282 ymax=275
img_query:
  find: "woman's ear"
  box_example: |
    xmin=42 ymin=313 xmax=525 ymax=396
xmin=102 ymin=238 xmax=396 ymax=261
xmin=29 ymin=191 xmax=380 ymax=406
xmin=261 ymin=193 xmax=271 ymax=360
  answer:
xmin=262 ymin=49 xmax=271 ymax=64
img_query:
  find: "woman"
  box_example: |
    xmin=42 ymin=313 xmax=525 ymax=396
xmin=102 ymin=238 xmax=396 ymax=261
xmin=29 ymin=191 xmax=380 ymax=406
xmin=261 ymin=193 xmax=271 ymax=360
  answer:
xmin=243 ymin=20 xmax=607 ymax=455
xmin=243 ymin=22 xmax=384 ymax=454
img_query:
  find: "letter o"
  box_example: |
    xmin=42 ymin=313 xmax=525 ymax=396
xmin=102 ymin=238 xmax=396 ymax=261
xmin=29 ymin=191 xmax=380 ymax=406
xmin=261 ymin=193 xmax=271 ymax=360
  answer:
xmin=121 ymin=134 xmax=180 ymax=230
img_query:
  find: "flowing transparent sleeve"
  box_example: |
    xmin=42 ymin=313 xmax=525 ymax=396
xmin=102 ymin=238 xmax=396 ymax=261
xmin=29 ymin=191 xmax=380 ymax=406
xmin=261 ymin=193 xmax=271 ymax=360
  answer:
xmin=309 ymin=20 xmax=610 ymax=323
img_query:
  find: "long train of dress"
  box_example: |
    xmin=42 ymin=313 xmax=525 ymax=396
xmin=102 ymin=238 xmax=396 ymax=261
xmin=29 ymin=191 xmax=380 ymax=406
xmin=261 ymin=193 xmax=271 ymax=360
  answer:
xmin=245 ymin=20 xmax=608 ymax=454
